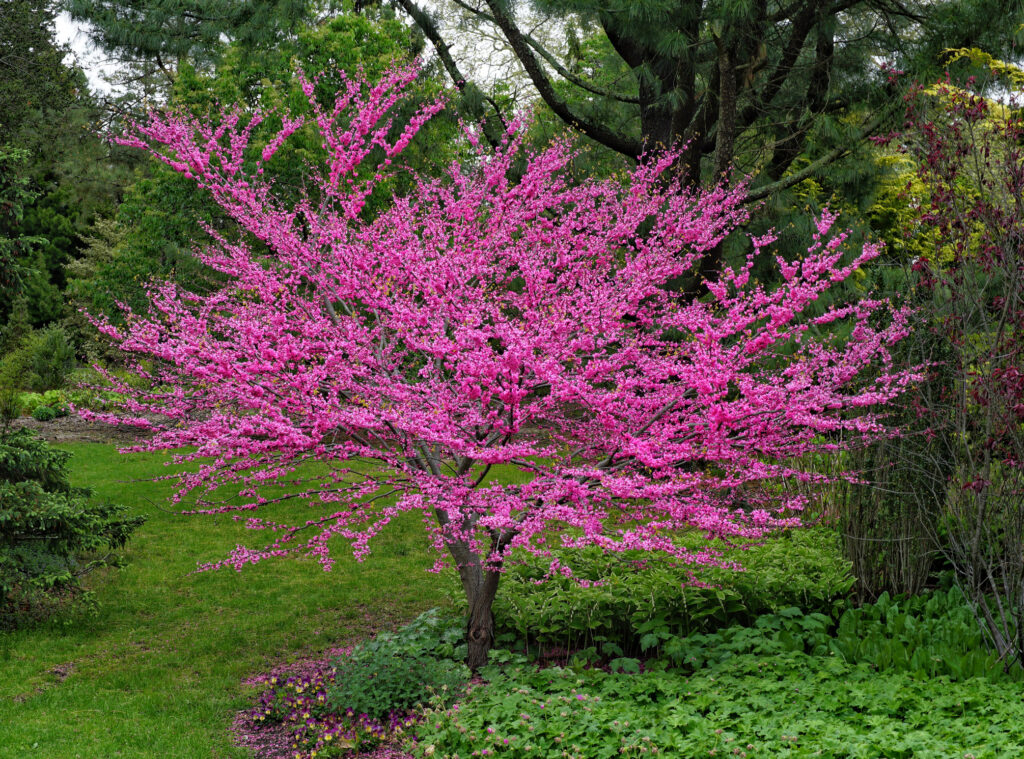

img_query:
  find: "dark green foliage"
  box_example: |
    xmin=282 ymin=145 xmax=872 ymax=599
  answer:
xmin=0 ymin=148 xmax=43 ymax=304
xmin=30 ymin=405 xmax=57 ymax=422
xmin=326 ymin=609 xmax=469 ymax=721
xmin=327 ymin=652 xmax=467 ymax=723
xmin=411 ymin=0 xmax=1023 ymax=199
xmin=640 ymin=588 xmax=1021 ymax=682
xmin=489 ymin=528 xmax=853 ymax=658
xmin=0 ymin=2 xmax=135 ymax=340
xmin=0 ymin=428 xmax=144 ymax=629
xmin=0 ymin=346 xmax=32 ymax=424
xmin=0 ymin=0 xmax=77 ymax=143
xmin=66 ymin=0 xmax=309 ymax=74
xmin=26 ymin=326 xmax=76 ymax=392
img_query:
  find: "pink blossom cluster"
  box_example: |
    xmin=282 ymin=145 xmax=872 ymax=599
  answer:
xmin=92 ymin=64 xmax=915 ymax=580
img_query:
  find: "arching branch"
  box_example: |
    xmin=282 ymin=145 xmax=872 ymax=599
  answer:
xmin=392 ymin=0 xmax=507 ymax=148
xmin=448 ymin=0 xmax=641 ymax=105
xmin=478 ymin=0 xmax=642 ymax=159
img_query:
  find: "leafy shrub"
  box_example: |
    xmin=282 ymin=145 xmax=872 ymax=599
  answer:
xmin=0 ymin=428 xmax=144 ymax=629
xmin=30 ymin=405 xmax=57 ymax=422
xmin=16 ymin=392 xmax=44 ymax=413
xmin=0 ymin=347 xmax=31 ymax=423
xmin=327 ymin=608 xmax=468 ymax=720
xmin=414 ymin=654 xmax=1024 ymax=759
xmin=18 ymin=392 xmax=69 ymax=419
xmin=417 ymin=594 xmax=1024 ymax=759
xmin=648 ymin=607 xmax=834 ymax=671
xmin=489 ymin=528 xmax=853 ymax=659
xmin=27 ymin=326 xmax=76 ymax=391
xmin=327 ymin=651 xmax=467 ymax=722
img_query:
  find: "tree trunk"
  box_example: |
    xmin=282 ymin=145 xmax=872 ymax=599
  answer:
xmin=447 ymin=535 xmax=504 ymax=670
xmin=465 ymin=570 xmax=500 ymax=670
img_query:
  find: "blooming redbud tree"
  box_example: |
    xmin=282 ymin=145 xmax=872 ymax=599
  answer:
xmin=95 ymin=65 xmax=913 ymax=667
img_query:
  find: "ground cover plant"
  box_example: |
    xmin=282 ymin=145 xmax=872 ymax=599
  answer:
xmin=412 ymin=587 xmax=1024 ymax=759
xmin=95 ymin=64 xmax=915 ymax=669
xmin=414 ymin=651 xmax=1024 ymax=759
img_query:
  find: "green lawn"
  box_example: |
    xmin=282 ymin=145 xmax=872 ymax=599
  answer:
xmin=0 ymin=443 xmax=452 ymax=758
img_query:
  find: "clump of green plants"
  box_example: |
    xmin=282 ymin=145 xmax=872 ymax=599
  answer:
xmin=18 ymin=389 xmax=70 ymax=416
xmin=30 ymin=405 xmax=58 ymax=421
xmin=489 ymin=527 xmax=853 ymax=659
xmin=413 ymin=653 xmax=1024 ymax=759
xmin=414 ymin=584 xmax=1024 ymax=757
xmin=250 ymin=609 xmax=469 ymax=758
xmin=830 ymin=587 xmax=1018 ymax=681
xmin=0 ymin=427 xmax=144 ymax=629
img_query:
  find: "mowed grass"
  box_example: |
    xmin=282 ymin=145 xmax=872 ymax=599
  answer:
xmin=0 ymin=443 xmax=459 ymax=759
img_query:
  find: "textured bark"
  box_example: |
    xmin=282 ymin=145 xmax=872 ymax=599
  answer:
xmin=464 ymin=565 xmax=501 ymax=671
xmin=446 ymin=528 xmax=510 ymax=670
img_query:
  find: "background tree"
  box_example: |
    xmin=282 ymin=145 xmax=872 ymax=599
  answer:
xmin=0 ymin=0 xmax=136 ymax=341
xmin=0 ymin=0 xmax=79 ymax=142
xmin=869 ymin=63 xmax=1024 ymax=669
xmin=64 ymin=0 xmax=309 ymax=89
xmin=66 ymin=7 xmax=459 ymax=336
xmin=399 ymin=1 xmax=1023 ymax=185
xmin=0 ymin=424 xmax=144 ymax=630
xmin=395 ymin=0 xmax=1024 ymax=286
xmin=95 ymin=67 xmax=914 ymax=668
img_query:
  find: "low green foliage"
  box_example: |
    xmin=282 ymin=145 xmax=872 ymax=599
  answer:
xmin=636 ymin=588 xmax=1023 ymax=682
xmin=328 ymin=653 xmax=467 ymax=722
xmin=29 ymin=405 xmax=57 ymax=421
xmin=0 ymin=429 xmax=143 ymax=629
xmin=831 ymin=587 xmax=1018 ymax=682
xmin=414 ymin=654 xmax=1024 ymax=759
xmin=352 ymin=606 xmax=469 ymax=662
xmin=491 ymin=527 xmax=853 ymax=658
xmin=326 ymin=609 xmax=469 ymax=721
xmin=18 ymin=389 xmax=70 ymax=415
xmin=416 ymin=586 xmax=1024 ymax=758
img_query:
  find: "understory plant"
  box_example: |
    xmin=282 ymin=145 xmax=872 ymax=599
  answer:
xmin=872 ymin=64 xmax=1024 ymax=668
xmin=97 ymin=64 xmax=915 ymax=668
xmin=414 ymin=590 xmax=1024 ymax=759
xmin=413 ymin=652 xmax=1024 ymax=759
xmin=488 ymin=527 xmax=854 ymax=659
